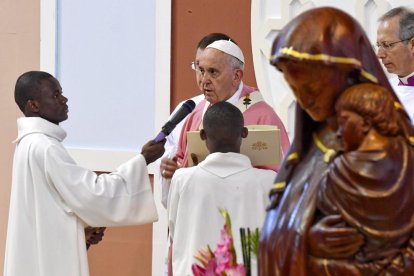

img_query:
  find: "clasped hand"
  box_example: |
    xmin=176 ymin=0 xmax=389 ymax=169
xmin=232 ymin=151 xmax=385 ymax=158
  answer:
xmin=308 ymin=214 xmax=364 ymax=259
xmin=85 ymin=227 xmax=106 ymax=250
xmin=141 ymin=139 xmax=166 ymax=165
xmin=160 ymin=156 xmax=179 ymax=179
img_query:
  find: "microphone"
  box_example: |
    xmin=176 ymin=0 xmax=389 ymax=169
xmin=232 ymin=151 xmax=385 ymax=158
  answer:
xmin=154 ymin=99 xmax=196 ymax=142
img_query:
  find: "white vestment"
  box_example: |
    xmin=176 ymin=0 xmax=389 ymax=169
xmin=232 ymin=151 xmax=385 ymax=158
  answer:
xmin=390 ymin=76 xmax=414 ymax=124
xmin=158 ymin=94 xmax=205 ymax=207
xmin=164 ymin=94 xmax=205 ymax=157
xmin=4 ymin=117 xmax=158 ymax=276
xmin=167 ymin=152 xmax=275 ymax=276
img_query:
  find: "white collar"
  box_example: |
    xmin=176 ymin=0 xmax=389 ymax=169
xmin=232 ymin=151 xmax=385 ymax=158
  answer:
xmin=399 ymin=71 xmax=414 ymax=85
xmin=226 ymin=82 xmax=244 ymax=105
xmin=15 ymin=117 xmax=67 ymax=143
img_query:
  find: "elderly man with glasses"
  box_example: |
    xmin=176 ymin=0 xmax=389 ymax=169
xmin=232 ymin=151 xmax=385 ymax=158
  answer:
xmin=377 ymin=6 xmax=414 ymax=123
xmin=160 ymin=39 xmax=289 ymax=185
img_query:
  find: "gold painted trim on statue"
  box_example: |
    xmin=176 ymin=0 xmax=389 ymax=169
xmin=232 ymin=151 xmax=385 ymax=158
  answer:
xmin=287 ymin=152 xmax=299 ymax=161
xmin=273 ymin=47 xmax=378 ymax=83
xmin=409 ymin=136 xmax=414 ymax=146
xmin=394 ymin=101 xmax=403 ymax=110
xmin=323 ymin=259 xmax=332 ymax=276
xmin=272 ymin=182 xmax=286 ymax=190
xmin=313 ymin=133 xmax=336 ymax=163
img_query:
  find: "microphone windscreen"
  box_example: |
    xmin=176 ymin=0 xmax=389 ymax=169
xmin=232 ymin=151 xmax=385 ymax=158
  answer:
xmin=169 ymin=100 xmax=196 ymax=125
xmin=154 ymin=99 xmax=196 ymax=142
xmin=162 ymin=99 xmax=196 ymax=134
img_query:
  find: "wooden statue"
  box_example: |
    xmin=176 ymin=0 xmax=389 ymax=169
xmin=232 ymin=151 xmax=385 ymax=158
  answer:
xmin=259 ymin=7 xmax=414 ymax=275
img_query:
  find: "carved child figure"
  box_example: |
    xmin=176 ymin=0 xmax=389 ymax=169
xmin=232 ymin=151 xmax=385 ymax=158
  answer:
xmin=311 ymin=83 xmax=414 ymax=274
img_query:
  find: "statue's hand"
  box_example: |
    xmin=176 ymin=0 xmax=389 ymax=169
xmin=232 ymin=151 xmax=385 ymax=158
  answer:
xmin=308 ymin=214 xmax=364 ymax=259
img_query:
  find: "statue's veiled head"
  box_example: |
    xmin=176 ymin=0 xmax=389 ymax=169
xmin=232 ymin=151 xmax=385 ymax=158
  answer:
xmin=271 ymin=7 xmax=393 ymax=122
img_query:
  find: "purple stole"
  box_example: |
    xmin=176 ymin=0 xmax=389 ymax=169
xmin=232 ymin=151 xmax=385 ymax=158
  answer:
xmin=398 ymin=74 xmax=414 ymax=86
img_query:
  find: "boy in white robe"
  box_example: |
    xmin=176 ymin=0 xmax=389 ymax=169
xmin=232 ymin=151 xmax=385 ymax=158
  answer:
xmin=167 ymin=101 xmax=276 ymax=275
xmin=4 ymin=71 xmax=165 ymax=276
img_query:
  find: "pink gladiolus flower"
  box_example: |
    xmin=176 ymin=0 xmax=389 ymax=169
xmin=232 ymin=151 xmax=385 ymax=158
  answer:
xmin=194 ymin=245 xmax=214 ymax=267
xmin=191 ymin=209 xmax=247 ymax=276
xmin=205 ymin=260 xmax=218 ymax=275
xmin=214 ymin=225 xmax=236 ymax=274
xmin=191 ymin=264 xmax=206 ymax=276
xmin=225 ymin=265 xmax=246 ymax=276
xmin=192 ymin=259 xmax=218 ymax=276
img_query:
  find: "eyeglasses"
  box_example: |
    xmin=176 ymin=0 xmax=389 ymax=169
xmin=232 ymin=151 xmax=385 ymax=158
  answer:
xmin=375 ymin=38 xmax=412 ymax=51
xmin=190 ymin=61 xmax=220 ymax=79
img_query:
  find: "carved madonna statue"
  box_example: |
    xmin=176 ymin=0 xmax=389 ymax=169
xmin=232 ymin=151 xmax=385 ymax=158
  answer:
xmin=259 ymin=7 xmax=414 ymax=275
